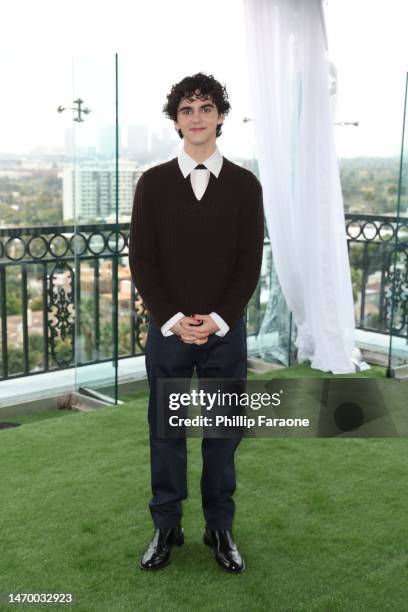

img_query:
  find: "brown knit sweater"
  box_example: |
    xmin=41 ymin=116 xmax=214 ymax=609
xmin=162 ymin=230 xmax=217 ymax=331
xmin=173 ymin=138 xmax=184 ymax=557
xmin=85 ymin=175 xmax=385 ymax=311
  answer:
xmin=128 ymin=156 xmax=264 ymax=330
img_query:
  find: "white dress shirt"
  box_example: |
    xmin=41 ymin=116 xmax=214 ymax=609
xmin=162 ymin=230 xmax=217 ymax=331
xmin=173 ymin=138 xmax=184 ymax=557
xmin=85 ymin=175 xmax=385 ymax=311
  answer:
xmin=160 ymin=146 xmax=230 ymax=338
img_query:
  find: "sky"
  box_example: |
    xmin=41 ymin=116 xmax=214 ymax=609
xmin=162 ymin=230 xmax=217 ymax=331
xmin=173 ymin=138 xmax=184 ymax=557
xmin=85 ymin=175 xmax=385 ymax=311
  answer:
xmin=0 ymin=0 xmax=407 ymax=158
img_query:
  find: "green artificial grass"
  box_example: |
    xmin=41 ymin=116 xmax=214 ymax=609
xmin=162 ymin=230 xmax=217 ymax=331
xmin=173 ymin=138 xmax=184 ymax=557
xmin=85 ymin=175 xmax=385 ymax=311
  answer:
xmin=248 ymin=362 xmax=387 ymax=379
xmin=1 ymin=408 xmax=80 ymax=427
xmin=1 ymin=379 xmax=407 ymax=612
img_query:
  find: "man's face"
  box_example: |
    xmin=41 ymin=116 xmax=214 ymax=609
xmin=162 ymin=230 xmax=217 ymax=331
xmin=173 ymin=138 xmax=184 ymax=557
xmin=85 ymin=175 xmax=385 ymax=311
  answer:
xmin=174 ymin=91 xmax=224 ymax=146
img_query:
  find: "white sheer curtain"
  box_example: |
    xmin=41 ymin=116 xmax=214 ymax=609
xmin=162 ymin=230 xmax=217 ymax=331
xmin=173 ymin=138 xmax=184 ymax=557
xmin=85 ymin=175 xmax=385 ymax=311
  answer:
xmin=243 ymin=0 xmax=357 ymax=374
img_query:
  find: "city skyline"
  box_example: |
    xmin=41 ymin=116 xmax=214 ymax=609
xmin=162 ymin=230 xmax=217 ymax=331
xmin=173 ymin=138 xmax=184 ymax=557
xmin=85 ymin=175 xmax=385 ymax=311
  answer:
xmin=1 ymin=0 xmax=407 ymax=158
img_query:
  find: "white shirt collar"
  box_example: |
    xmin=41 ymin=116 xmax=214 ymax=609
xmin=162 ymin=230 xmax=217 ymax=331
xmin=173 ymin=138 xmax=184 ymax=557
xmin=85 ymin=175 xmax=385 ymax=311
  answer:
xmin=177 ymin=146 xmax=223 ymax=178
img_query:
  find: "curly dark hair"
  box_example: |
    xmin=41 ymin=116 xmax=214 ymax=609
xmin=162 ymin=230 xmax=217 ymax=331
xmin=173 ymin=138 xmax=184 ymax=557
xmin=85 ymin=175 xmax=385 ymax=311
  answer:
xmin=163 ymin=72 xmax=231 ymax=139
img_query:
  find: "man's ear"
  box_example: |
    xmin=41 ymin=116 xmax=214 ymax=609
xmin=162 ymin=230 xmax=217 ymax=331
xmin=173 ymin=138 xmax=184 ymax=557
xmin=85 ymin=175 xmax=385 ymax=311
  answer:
xmin=217 ymin=113 xmax=225 ymax=127
xmin=174 ymin=120 xmax=179 ymax=132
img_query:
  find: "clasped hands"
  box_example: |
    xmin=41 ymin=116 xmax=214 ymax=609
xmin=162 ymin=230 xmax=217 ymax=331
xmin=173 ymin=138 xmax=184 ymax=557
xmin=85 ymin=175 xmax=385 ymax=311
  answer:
xmin=170 ymin=314 xmax=219 ymax=345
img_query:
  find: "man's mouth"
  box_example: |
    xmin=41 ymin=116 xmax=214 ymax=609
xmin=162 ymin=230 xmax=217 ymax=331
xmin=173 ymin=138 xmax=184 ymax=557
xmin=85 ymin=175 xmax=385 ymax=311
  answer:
xmin=190 ymin=128 xmax=205 ymax=132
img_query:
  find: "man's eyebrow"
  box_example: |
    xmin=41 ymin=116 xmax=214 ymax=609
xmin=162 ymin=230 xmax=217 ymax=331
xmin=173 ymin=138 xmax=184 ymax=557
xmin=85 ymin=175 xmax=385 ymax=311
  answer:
xmin=178 ymin=102 xmax=215 ymax=112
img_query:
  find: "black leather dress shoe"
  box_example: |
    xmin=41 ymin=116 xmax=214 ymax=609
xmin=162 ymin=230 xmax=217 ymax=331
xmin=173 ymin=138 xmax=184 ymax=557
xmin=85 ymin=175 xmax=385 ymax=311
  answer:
xmin=203 ymin=527 xmax=245 ymax=573
xmin=140 ymin=525 xmax=184 ymax=570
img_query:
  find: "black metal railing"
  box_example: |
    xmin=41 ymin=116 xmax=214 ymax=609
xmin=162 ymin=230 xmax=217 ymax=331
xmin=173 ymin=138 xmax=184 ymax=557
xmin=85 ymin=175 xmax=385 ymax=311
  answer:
xmin=0 ymin=214 xmax=406 ymax=381
xmin=345 ymin=213 xmax=407 ymax=337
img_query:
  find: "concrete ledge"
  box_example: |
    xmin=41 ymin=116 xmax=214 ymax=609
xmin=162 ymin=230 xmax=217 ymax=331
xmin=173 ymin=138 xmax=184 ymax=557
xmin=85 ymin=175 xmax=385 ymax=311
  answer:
xmin=360 ymin=349 xmax=388 ymax=367
xmin=0 ymin=390 xmax=114 ymax=419
xmin=390 ymin=364 xmax=408 ymax=380
xmin=247 ymin=357 xmax=285 ymax=374
xmin=0 ymin=393 xmax=73 ymax=419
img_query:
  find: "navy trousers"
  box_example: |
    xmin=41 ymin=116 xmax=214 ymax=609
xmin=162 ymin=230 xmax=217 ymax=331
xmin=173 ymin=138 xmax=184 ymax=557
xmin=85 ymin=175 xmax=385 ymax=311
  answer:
xmin=144 ymin=315 xmax=247 ymax=530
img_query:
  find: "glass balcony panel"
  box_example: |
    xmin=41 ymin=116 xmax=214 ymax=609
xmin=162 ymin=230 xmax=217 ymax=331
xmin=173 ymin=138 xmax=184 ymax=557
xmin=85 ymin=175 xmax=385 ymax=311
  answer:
xmin=72 ymin=54 xmax=119 ymax=402
xmin=389 ymin=72 xmax=408 ymax=374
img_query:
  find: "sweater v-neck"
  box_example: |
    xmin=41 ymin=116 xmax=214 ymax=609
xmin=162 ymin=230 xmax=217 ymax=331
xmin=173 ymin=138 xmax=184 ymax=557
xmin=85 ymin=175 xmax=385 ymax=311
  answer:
xmin=172 ymin=156 xmax=227 ymax=206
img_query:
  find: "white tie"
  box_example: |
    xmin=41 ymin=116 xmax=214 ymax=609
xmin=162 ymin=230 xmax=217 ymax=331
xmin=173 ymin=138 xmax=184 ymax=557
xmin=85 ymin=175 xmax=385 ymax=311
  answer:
xmin=191 ymin=166 xmax=210 ymax=201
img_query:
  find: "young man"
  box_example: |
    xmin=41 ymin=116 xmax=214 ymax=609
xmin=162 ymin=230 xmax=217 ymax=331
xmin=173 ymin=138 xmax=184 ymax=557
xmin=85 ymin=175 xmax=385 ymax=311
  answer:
xmin=129 ymin=72 xmax=264 ymax=573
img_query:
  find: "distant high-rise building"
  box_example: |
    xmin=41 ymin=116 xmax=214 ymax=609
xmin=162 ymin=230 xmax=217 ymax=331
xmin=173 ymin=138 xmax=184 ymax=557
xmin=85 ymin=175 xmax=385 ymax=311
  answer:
xmin=98 ymin=125 xmax=122 ymax=158
xmin=62 ymin=160 xmax=142 ymax=223
xmin=150 ymin=125 xmax=178 ymax=161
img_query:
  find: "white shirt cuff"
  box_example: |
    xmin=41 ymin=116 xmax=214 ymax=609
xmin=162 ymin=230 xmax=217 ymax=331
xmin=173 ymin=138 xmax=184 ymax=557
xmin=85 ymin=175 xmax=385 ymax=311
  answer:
xmin=161 ymin=312 xmax=185 ymax=336
xmin=209 ymin=312 xmax=230 ymax=337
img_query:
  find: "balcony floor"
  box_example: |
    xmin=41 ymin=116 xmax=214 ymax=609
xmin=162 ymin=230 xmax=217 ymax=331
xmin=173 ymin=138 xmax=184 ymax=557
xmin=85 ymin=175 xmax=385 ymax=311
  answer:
xmin=0 ymin=394 xmax=407 ymax=610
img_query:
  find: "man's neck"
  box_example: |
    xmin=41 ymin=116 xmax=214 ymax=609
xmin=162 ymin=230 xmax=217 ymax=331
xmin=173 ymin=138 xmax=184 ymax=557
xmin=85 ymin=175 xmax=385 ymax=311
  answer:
xmin=183 ymin=141 xmax=217 ymax=163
